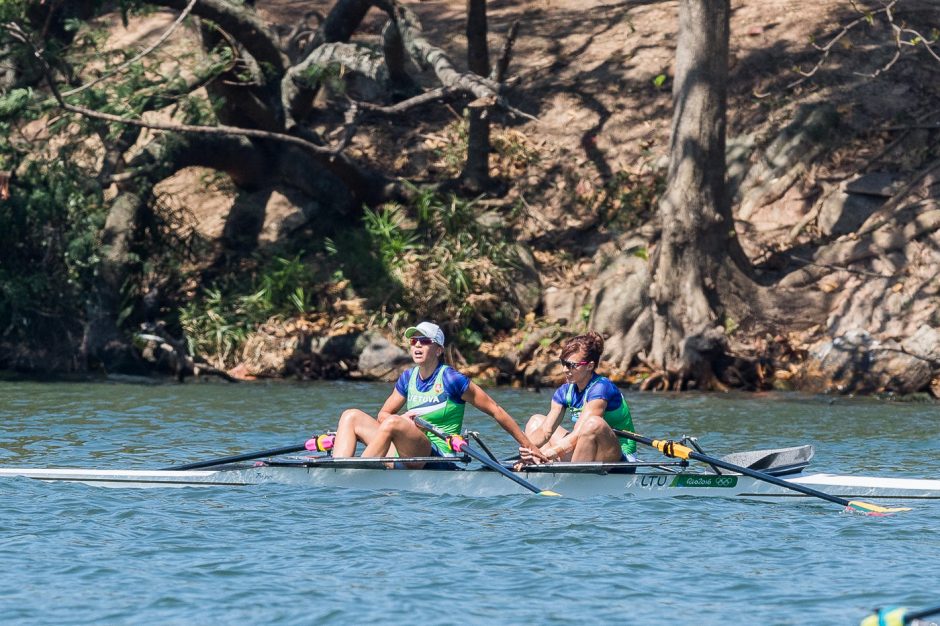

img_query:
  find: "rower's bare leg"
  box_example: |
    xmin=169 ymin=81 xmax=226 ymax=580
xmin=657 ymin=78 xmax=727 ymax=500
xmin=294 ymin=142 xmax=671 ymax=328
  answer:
xmin=524 ymin=415 xmax=569 ymax=450
xmin=333 ymin=409 xmax=380 ymax=457
xmin=570 ymin=416 xmax=622 ymax=463
xmin=362 ymin=415 xmax=432 ymax=467
xmin=523 ymin=414 xmax=548 ymax=439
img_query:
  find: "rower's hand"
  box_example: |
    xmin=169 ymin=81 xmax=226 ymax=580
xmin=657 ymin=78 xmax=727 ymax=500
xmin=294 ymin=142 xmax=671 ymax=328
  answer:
xmin=527 ymin=446 xmax=550 ymax=464
xmin=514 ymin=446 xmax=547 ymax=470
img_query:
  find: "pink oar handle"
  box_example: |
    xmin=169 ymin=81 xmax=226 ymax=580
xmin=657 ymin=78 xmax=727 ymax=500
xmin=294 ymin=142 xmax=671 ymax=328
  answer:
xmin=446 ymin=435 xmax=467 ymax=453
xmin=305 ymin=433 xmax=335 ymax=452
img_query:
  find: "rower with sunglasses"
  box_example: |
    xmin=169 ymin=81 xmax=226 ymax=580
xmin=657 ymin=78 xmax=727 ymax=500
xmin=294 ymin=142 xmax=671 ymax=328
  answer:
xmin=331 ymin=321 xmax=547 ymax=467
xmin=517 ymin=331 xmax=637 ymax=467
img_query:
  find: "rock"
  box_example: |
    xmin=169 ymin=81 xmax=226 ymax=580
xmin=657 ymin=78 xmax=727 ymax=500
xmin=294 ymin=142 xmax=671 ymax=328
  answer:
xmin=901 ymin=325 xmax=940 ymax=364
xmin=817 ymin=190 xmax=884 ymax=237
xmin=543 ymin=285 xmax=590 ymax=325
xmin=356 ymin=332 xmax=410 ymax=381
xmin=867 ymin=348 xmax=933 ymax=394
xmin=801 ymin=331 xmax=933 ymax=394
xmin=257 ymin=190 xmax=316 ymax=247
xmin=844 ymin=172 xmax=904 ymax=198
xmin=238 ymin=327 xmax=410 ymax=381
xmin=241 ymin=331 xmax=304 ymax=377
xmin=588 ymin=254 xmax=649 ymax=337
xmin=226 ymin=363 xmax=257 ymax=381
xmin=736 ymin=103 xmax=839 ymax=220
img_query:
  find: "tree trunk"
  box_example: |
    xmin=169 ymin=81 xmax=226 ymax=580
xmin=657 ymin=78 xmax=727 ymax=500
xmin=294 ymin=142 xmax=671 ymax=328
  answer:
xmin=646 ymin=0 xmax=745 ymax=384
xmin=461 ymin=0 xmax=490 ymax=191
xmin=284 ymin=0 xmax=375 ymax=125
xmin=81 ymin=193 xmax=148 ymax=373
xmin=0 ymin=43 xmax=14 ymax=91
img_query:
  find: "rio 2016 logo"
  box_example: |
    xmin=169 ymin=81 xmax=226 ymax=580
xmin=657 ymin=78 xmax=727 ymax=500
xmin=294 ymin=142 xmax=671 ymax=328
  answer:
xmin=670 ymin=475 xmax=739 ymax=488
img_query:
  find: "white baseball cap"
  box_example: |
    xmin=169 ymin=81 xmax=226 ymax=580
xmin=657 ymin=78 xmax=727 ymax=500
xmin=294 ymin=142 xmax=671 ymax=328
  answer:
xmin=404 ymin=321 xmax=445 ymax=346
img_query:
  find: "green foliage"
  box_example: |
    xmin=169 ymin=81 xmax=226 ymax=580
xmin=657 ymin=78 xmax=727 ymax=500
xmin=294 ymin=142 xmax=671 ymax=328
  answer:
xmin=0 ymin=88 xmax=32 ymax=118
xmin=579 ymin=303 xmax=593 ymax=326
xmin=357 ymin=184 xmax=524 ymax=344
xmin=723 ymin=315 xmax=738 ymax=336
xmin=179 ymin=254 xmax=317 ymax=366
xmin=362 ymin=205 xmax=420 ymax=269
xmin=458 ymin=327 xmax=483 ymax=350
xmin=0 ymin=156 xmax=107 ymax=346
xmin=0 ymin=0 xmax=29 ymax=21
xmin=297 ymin=62 xmax=347 ymax=93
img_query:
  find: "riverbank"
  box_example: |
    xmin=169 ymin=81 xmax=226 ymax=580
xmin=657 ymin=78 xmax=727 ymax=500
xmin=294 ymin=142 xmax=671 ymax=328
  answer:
xmin=1 ymin=0 xmax=938 ymax=396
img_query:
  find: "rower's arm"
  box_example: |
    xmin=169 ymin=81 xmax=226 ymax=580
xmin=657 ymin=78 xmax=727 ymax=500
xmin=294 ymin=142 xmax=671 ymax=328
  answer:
xmin=462 ymin=383 xmax=544 ymax=456
xmin=541 ymin=399 xmax=608 ymax=460
xmin=376 ymin=390 xmax=407 ymax=423
xmin=569 ymin=399 xmax=608 ymax=436
xmin=528 ymin=401 xmax=566 ymax=448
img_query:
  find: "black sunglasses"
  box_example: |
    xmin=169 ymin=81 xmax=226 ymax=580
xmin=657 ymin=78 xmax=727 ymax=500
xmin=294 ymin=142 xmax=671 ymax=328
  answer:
xmin=560 ymin=359 xmax=591 ymax=369
xmin=410 ymin=337 xmax=435 ymax=346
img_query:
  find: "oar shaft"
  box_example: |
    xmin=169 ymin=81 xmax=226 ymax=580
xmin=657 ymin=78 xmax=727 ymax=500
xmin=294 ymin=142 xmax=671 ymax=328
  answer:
xmin=613 ymin=430 xmax=850 ymax=507
xmin=413 ymin=417 xmax=558 ymax=496
xmin=163 ymin=444 xmax=309 ymax=471
xmin=908 ymin=603 xmax=940 ymax=621
xmin=461 ymin=439 xmax=547 ymax=493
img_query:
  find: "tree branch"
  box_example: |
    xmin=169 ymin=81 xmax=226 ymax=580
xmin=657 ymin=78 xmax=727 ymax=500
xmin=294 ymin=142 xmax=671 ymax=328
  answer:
xmin=353 ymin=86 xmax=450 ymax=114
xmin=62 ymin=0 xmax=199 ymax=98
xmin=7 ymin=20 xmax=345 ymax=159
xmin=787 ymin=0 xmax=939 ymax=89
xmin=151 ymin=0 xmax=286 ymax=76
xmin=376 ymin=0 xmax=537 ymax=121
xmin=492 ymin=20 xmax=520 ymax=83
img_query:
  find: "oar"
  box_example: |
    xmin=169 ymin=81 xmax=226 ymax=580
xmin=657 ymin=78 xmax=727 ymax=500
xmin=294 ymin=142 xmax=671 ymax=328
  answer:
xmin=413 ymin=416 xmax=561 ymax=497
xmin=860 ymin=603 xmax=940 ymax=626
xmin=906 ymin=604 xmax=940 ymax=623
xmin=162 ymin=437 xmax=329 ymax=471
xmin=612 ymin=429 xmax=910 ymax=514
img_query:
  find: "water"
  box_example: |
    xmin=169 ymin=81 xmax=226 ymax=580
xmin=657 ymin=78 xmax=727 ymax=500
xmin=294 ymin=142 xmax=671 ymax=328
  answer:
xmin=1 ymin=381 xmax=938 ymax=625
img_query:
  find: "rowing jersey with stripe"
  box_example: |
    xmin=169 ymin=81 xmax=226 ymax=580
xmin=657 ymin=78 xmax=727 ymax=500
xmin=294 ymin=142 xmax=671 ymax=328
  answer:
xmin=395 ymin=364 xmax=469 ymax=454
xmin=552 ymin=374 xmax=636 ymax=455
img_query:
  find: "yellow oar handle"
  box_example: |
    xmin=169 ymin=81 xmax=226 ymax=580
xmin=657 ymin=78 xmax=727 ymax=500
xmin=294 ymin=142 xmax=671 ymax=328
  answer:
xmin=650 ymin=439 xmax=694 ymax=460
xmin=614 ymin=429 xmax=911 ymax=514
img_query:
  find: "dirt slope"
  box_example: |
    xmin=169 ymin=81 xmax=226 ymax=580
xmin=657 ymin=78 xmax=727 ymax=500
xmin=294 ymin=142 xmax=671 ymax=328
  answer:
xmin=120 ymin=0 xmax=940 ymax=391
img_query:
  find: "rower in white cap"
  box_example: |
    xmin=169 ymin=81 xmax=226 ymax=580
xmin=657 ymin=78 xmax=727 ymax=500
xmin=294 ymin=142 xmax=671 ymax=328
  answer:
xmin=328 ymin=321 xmax=547 ymax=468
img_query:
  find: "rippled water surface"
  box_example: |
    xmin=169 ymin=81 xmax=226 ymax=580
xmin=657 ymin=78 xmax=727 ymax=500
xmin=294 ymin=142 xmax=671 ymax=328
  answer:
xmin=1 ymin=381 xmax=938 ymax=625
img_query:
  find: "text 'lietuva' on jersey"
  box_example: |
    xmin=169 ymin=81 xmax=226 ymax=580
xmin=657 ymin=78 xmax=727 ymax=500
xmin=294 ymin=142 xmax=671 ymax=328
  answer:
xmin=395 ymin=364 xmax=470 ymax=454
xmin=551 ymin=374 xmax=636 ymax=455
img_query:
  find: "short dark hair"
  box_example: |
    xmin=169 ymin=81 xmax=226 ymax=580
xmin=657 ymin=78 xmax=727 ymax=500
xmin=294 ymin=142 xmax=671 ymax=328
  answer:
xmin=560 ymin=331 xmax=604 ymax=363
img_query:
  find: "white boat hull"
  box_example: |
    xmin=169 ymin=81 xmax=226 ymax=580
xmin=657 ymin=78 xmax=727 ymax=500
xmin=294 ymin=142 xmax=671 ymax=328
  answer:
xmin=1 ymin=465 xmax=939 ymax=501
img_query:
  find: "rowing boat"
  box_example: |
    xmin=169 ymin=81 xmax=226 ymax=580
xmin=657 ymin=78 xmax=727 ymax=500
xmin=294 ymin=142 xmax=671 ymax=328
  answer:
xmin=2 ymin=444 xmax=939 ymax=501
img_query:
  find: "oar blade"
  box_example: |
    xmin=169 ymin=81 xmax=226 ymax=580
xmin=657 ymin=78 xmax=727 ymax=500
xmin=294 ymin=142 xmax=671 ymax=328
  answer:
xmin=613 ymin=429 xmax=913 ymax=514
xmin=845 ymin=500 xmax=912 ymax=515
xmin=538 ymin=490 xmax=562 ymax=497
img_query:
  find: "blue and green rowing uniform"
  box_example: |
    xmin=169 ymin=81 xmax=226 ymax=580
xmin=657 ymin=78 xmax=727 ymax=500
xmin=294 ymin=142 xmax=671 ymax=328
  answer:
xmin=394 ymin=364 xmax=470 ymax=454
xmin=552 ymin=374 xmax=636 ymax=457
